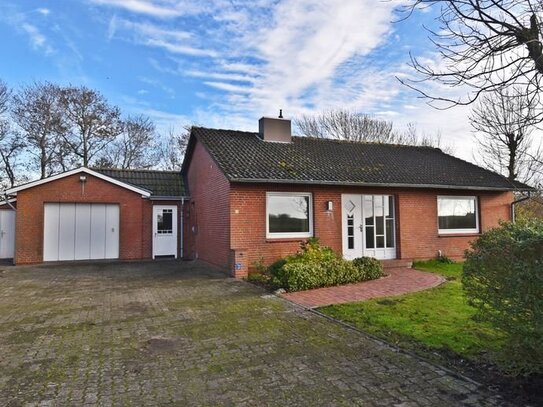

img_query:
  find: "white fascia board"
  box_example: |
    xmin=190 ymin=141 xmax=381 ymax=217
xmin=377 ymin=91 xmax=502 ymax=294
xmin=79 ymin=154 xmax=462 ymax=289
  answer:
xmin=5 ymin=167 xmax=152 ymax=197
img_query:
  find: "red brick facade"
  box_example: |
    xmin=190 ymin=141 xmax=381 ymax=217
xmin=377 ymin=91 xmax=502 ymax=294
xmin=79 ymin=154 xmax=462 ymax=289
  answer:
xmin=186 ymin=140 xmax=514 ymax=277
xmin=9 ymin=138 xmax=515 ymax=275
xmin=13 ymin=173 xmax=183 ymax=264
xmin=185 ymin=142 xmax=231 ymax=269
xmin=229 ymin=184 xmax=512 ymax=271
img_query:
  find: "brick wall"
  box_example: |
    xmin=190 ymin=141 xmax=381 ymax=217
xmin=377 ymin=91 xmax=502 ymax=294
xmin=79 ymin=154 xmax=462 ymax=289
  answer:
xmin=229 ymin=183 xmax=513 ymax=268
xmin=14 ymin=173 xmax=152 ymax=264
xmin=185 ymin=142 xmax=230 ymax=269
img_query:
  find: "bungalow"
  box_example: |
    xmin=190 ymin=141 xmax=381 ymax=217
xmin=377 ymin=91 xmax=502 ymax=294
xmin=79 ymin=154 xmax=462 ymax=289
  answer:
xmin=0 ymin=116 xmax=529 ymax=277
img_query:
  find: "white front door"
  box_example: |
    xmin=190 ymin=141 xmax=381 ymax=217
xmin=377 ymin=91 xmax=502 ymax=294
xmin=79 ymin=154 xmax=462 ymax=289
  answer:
xmin=342 ymin=194 xmax=396 ymax=260
xmin=0 ymin=209 xmax=16 ymax=259
xmin=152 ymin=205 xmax=177 ymax=258
xmin=43 ymin=203 xmax=119 ymax=261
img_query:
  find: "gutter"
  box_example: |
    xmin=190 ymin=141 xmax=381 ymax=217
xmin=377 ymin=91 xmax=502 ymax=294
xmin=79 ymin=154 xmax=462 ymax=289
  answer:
xmin=149 ymin=195 xmax=189 ymax=201
xmin=230 ymin=178 xmax=529 ymax=192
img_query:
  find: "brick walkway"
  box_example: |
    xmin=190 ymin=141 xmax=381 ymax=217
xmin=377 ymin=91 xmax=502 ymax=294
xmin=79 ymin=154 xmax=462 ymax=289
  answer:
xmin=282 ymin=267 xmax=446 ymax=308
xmin=0 ymin=261 xmax=506 ymax=406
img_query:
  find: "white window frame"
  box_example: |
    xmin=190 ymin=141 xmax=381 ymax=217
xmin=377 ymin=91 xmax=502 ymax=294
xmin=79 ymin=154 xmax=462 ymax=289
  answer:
xmin=266 ymin=192 xmax=313 ymax=239
xmin=437 ymin=195 xmax=479 ymax=235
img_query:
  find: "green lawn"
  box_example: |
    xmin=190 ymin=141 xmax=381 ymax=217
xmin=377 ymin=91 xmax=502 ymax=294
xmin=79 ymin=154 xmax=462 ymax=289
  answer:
xmin=320 ymin=260 xmax=505 ymax=363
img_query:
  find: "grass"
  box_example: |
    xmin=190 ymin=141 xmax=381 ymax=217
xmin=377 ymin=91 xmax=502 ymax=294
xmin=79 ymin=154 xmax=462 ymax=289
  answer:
xmin=320 ymin=260 xmax=505 ymax=363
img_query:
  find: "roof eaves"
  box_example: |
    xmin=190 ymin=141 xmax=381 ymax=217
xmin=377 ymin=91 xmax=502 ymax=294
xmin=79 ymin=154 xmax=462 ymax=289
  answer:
xmin=230 ymin=177 xmax=528 ymax=192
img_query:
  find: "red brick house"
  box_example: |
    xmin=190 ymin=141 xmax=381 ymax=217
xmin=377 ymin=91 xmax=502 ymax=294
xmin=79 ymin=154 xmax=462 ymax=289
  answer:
xmin=181 ymin=117 xmax=528 ymax=278
xmin=0 ymin=116 xmax=529 ymax=277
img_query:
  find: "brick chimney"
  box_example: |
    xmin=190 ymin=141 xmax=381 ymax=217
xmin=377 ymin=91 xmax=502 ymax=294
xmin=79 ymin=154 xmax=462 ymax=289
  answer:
xmin=258 ymin=111 xmax=291 ymax=143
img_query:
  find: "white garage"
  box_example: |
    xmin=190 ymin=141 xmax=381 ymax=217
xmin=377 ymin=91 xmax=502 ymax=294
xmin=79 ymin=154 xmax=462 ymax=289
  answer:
xmin=43 ymin=203 xmax=120 ymax=262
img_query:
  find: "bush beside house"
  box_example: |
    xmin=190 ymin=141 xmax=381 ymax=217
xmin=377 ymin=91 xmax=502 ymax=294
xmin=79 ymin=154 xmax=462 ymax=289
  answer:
xmin=252 ymin=238 xmax=384 ymax=292
xmin=463 ymin=220 xmax=543 ymax=376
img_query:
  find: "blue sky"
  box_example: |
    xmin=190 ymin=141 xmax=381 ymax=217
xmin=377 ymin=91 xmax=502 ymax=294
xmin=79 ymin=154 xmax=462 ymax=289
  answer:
xmin=0 ymin=0 xmax=476 ymax=159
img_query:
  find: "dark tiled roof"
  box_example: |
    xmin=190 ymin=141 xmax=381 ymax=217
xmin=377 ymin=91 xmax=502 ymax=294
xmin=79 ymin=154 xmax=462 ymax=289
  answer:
xmin=94 ymin=168 xmax=185 ymax=197
xmin=190 ymin=127 xmax=531 ymax=191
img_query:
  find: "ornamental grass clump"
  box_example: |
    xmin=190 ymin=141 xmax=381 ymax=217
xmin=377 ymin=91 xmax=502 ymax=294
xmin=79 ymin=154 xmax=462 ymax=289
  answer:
xmin=463 ymin=220 xmax=543 ymax=376
xmin=269 ymin=238 xmax=384 ymax=292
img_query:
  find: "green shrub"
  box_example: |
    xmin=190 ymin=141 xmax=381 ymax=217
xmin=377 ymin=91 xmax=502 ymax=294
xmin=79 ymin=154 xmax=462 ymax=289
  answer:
xmin=268 ymin=239 xmax=384 ymax=292
xmin=463 ymin=220 xmax=543 ymax=376
xmin=352 ymin=257 xmax=384 ymax=281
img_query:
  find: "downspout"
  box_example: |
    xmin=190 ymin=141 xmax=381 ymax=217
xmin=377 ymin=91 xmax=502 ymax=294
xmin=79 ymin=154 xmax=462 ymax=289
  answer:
xmin=2 ymin=193 xmax=16 ymax=211
xmin=511 ymin=193 xmax=531 ymax=223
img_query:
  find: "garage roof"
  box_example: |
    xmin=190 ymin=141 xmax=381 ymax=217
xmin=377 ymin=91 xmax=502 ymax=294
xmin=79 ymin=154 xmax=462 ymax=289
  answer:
xmin=94 ymin=168 xmax=185 ymax=198
xmin=4 ymin=167 xmax=152 ymax=197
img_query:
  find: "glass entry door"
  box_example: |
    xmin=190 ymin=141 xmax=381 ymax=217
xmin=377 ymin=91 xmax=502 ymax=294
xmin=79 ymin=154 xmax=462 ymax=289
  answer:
xmin=342 ymin=194 xmax=396 ymax=260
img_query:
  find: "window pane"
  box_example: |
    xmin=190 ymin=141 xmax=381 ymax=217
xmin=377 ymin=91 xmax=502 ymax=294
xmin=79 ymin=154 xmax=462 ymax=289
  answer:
xmin=387 ymin=196 xmax=394 ymax=219
xmin=376 ymin=216 xmax=384 ymax=235
xmin=158 ymin=210 xmax=173 ymax=234
xmin=376 ymin=235 xmax=385 ymax=248
xmin=268 ymin=195 xmax=310 ymax=233
xmin=347 ymin=215 xmax=354 ymax=249
xmin=364 ymin=196 xmax=374 ymax=225
xmin=438 ymin=197 xmax=477 ymax=230
xmin=365 ymin=226 xmax=374 ymax=249
xmin=386 ymin=219 xmax=394 ymax=248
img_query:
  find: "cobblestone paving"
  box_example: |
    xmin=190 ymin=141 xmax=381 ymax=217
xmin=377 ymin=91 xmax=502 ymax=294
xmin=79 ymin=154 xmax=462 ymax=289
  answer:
xmin=0 ymin=261 xmax=508 ymax=406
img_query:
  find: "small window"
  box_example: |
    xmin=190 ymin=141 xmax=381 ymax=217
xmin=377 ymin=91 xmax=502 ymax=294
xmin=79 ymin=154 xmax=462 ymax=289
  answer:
xmin=438 ymin=196 xmax=479 ymax=234
xmin=158 ymin=209 xmax=173 ymax=234
xmin=266 ymin=192 xmax=313 ymax=238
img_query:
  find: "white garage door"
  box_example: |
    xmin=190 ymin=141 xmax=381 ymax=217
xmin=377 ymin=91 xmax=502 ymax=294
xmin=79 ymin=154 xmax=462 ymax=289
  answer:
xmin=44 ymin=203 xmax=119 ymax=262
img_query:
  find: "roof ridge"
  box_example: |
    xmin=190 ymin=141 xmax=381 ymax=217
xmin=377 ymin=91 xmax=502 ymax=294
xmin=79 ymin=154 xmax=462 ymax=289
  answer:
xmin=192 ymin=126 xmax=258 ymax=136
xmin=292 ymin=135 xmax=441 ymax=149
xmin=93 ymin=167 xmax=181 ymax=174
xmin=193 ymin=126 xmax=440 ymax=149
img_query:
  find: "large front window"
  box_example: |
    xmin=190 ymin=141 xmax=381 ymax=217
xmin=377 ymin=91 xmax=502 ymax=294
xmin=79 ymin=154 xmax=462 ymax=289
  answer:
xmin=266 ymin=192 xmax=313 ymax=238
xmin=438 ymin=196 xmax=479 ymax=234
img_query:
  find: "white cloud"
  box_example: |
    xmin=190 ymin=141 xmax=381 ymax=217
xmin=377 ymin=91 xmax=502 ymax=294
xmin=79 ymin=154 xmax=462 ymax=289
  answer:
xmin=21 ymin=23 xmax=54 ymax=55
xmin=111 ymin=18 xmax=216 ymax=57
xmin=36 ymin=8 xmax=51 ymax=16
xmin=90 ymin=0 xmax=197 ymax=18
xmin=92 ymin=0 xmax=483 ymax=162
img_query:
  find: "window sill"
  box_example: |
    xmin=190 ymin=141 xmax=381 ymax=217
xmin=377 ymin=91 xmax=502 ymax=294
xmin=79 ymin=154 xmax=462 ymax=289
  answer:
xmin=265 ymin=237 xmax=308 ymax=243
xmin=438 ymin=233 xmax=481 ymax=238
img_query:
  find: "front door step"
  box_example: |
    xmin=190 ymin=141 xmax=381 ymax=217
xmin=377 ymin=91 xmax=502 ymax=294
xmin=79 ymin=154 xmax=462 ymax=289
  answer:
xmin=381 ymin=259 xmax=413 ymax=269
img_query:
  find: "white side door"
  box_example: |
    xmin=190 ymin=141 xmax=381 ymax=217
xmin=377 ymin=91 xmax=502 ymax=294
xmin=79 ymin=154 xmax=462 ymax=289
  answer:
xmin=152 ymin=205 xmax=177 ymax=258
xmin=0 ymin=209 xmax=16 ymax=259
xmin=342 ymin=194 xmax=363 ymax=260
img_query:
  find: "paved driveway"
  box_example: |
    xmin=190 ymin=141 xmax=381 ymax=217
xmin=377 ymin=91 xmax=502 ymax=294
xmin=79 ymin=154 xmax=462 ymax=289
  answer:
xmin=0 ymin=261 xmax=506 ymax=406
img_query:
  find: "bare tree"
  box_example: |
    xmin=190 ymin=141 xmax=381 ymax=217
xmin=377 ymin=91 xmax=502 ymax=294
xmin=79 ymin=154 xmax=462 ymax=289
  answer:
xmin=60 ymin=86 xmax=122 ymax=167
xmin=102 ymin=115 xmax=159 ymax=169
xmin=0 ymin=122 xmax=26 ymax=189
xmin=158 ymin=125 xmax=191 ymax=171
xmin=470 ymin=87 xmax=543 ymax=184
xmin=294 ymin=110 xmax=396 ymax=142
xmin=401 ymin=1 xmax=543 ymax=110
xmin=0 ymin=80 xmax=10 ymax=115
xmin=294 ymin=109 xmax=451 ymax=151
xmin=11 ymin=82 xmax=65 ymax=179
